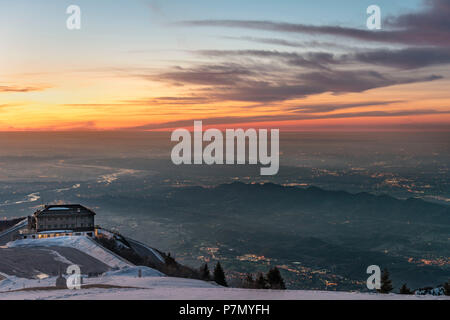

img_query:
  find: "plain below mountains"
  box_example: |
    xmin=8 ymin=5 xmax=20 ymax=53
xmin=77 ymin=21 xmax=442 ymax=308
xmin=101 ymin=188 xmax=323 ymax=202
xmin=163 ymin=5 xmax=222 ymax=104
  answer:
xmin=92 ymin=182 xmax=450 ymax=290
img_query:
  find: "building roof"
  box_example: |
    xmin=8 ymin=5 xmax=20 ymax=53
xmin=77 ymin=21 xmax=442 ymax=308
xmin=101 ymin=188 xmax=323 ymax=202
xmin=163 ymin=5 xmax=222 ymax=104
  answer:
xmin=35 ymin=204 xmax=96 ymax=216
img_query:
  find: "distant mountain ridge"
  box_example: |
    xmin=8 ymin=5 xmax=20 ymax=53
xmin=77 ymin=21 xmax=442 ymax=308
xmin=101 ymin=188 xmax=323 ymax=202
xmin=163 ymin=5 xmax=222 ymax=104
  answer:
xmin=53 ymin=181 xmax=449 ymax=291
xmin=164 ymin=181 xmax=450 ymax=223
xmin=122 ymin=181 xmax=449 ymax=290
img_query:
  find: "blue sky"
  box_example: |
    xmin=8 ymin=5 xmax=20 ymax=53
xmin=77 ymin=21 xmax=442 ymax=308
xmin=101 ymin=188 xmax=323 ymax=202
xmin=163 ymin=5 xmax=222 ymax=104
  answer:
xmin=1 ymin=0 xmax=425 ymax=57
xmin=1 ymin=0 xmax=424 ymax=69
xmin=3 ymin=0 xmax=424 ymax=41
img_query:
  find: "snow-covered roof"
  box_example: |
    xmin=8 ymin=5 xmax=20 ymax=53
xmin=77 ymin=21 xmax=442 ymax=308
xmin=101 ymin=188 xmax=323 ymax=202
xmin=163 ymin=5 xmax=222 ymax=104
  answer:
xmin=35 ymin=204 xmax=96 ymax=216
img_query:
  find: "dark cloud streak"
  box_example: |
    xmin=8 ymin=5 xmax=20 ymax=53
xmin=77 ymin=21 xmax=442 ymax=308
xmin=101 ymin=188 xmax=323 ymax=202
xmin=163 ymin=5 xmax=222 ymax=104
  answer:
xmin=124 ymin=109 xmax=450 ymax=130
xmin=0 ymin=85 xmax=48 ymax=93
xmin=155 ymin=64 xmax=441 ymax=102
xmin=197 ymin=47 xmax=450 ymax=70
xmin=180 ymin=0 xmax=450 ymax=46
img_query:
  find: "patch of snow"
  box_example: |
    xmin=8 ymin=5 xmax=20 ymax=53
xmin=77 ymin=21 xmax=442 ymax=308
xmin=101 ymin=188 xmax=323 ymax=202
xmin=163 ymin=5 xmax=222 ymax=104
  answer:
xmin=0 ymin=275 xmax=56 ymax=292
xmin=0 ymin=219 xmax=28 ymax=238
xmin=43 ymin=249 xmax=75 ymax=265
xmin=147 ymin=248 xmax=164 ymax=263
xmin=103 ymin=266 xmax=164 ymax=278
xmin=6 ymin=236 xmax=131 ymax=269
xmin=0 ymin=272 xmax=449 ymax=300
xmin=127 ymin=238 xmax=165 ymax=263
xmin=1 ymin=268 xmax=449 ymax=301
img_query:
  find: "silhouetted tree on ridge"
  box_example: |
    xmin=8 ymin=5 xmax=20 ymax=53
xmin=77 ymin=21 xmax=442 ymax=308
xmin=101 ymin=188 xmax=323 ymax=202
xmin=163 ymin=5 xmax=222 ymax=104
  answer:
xmin=399 ymin=283 xmax=413 ymax=295
xmin=267 ymin=267 xmax=286 ymax=290
xmin=378 ymin=268 xmax=393 ymax=294
xmin=213 ymin=262 xmax=228 ymax=287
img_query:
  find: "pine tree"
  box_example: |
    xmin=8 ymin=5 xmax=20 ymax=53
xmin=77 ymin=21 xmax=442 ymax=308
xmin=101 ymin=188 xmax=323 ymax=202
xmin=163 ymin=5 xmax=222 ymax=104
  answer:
xmin=444 ymin=281 xmax=450 ymax=296
xmin=242 ymin=273 xmax=255 ymax=289
xmin=200 ymin=263 xmax=210 ymax=280
xmin=165 ymin=252 xmax=177 ymax=266
xmin=399 ymin=283 xmax=412 ymax=295
xmin=378 ymin=268 xmax=393 ymax=294
xmin=213 ymin=262 xmax=228 ymax=287
xmin=255 ymin=272 xmax=268 ymax=289
xmin=266 ymin=267 xmax=286 ymax=290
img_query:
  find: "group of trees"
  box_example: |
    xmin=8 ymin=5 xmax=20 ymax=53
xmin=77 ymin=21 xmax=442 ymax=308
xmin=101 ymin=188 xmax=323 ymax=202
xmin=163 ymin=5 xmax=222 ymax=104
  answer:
xmin=199 ymin=262 xmax=228 ymax=287
xmin=378 ymin=268 xmax=394 ymax=294
xmin=444 ymin=282 xmax=450 ymax=296
xmin=162 ymin=249 xmax=448 ymax=295
xmin=160 ymin=253 xmax=211 ymax=279
xmin=95 ymin=232 xmax=230 ymax=285
xmin=241 ymin=267 xmax=286 ymax=290
xmin=378 ymin=268 xmax=450 ymax=296
xmin=199 ymin=263 xmax=287 ymax=290
xmin=96 ymin=235 xmax=448 ymax=294
xmin=197 ymin=262 xmax=450 ymax=295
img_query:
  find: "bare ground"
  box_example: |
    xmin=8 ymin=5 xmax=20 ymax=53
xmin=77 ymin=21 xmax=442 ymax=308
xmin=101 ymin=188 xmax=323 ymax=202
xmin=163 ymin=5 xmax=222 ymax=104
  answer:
xmin=0 ymin=246 xmax=111 ymax=278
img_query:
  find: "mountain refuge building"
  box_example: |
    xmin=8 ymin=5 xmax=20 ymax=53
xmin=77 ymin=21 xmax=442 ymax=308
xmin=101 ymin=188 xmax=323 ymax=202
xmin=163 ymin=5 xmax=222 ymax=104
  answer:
xmin=25 ymin=204 xmax=96 ymax=239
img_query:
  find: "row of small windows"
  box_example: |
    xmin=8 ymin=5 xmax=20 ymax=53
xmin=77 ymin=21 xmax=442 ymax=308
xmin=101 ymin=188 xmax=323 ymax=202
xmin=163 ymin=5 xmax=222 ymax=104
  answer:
xmin=22 ymin=232 xmax=94 ymax=239
xmin=44 ymin=217 xmax=91 ymax=221
xmin=41 ymin=219 xmax=92 ymax=223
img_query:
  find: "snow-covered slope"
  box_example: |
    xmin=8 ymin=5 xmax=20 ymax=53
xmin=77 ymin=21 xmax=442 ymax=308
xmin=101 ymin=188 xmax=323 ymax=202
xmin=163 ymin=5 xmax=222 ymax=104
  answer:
xmin=0 ymin=268 xmax=448 ymax=300
xmin=5 ymin=236 xmax=131 ymax=269
xmin=1 ymin=236 xmax=448 ymax=300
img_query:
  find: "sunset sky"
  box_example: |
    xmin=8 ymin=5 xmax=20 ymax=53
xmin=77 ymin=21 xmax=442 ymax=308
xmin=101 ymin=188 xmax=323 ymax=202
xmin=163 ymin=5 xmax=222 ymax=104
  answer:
xmin=1 ymin=0 xmax=450 ymax=131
